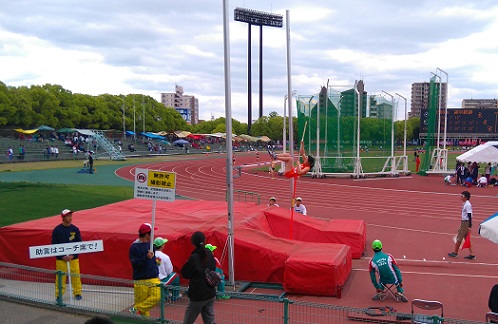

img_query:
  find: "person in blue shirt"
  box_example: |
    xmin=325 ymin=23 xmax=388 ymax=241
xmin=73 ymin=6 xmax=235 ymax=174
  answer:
xmin=369 ymin=239 xmax=408 ymax=302
xmin=128 ymin=223 xmax=160 ymax=317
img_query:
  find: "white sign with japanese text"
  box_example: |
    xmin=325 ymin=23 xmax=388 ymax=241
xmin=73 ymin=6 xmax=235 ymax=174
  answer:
xmin=133 ymin=168 xmax=176 ymax=202
xmin=29 ymin=240 xmax=104 ymax=259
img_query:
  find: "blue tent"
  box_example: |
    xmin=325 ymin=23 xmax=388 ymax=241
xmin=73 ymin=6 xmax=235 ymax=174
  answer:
xmin=140 ymin=132 xmax=165 ymax=140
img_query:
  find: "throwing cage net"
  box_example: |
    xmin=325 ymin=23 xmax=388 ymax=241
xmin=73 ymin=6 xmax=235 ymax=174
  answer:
xmin=296 ymin=82 xmax=405 ymax=178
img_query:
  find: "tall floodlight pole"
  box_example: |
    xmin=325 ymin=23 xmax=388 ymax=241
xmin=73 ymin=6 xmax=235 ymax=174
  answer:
xmin=223 ymin=0 xmax=235 ymax=287
xmin=396 ymin=93 xmax=408 ymax=174
xmin=234 ymin=7 xmax=283 ymax=133
xmin=382 ymin=90 xmax=395 ymax=175
xmin=437 ymin=68 xmax=449 ymax=172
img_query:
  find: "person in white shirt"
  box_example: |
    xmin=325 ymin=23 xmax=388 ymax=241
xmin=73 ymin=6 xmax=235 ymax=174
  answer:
xmin=268 ymin=197 xmax=279 ymax=207
xmin=294 ymin=197 xmax=307 ymax=216
xmin=448 ymin=191 xmax=475 ymax=260
xmin=153 ymin=237 xmax=181 ymax=301
xmin=444 ymin=174 xmax=456 ymax=186
xmin=478 ymin=174 xmax=488 ymax=187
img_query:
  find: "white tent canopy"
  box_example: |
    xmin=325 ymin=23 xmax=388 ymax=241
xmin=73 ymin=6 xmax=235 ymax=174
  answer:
xmin=456 ymin=141 xmax=498 ymax=163
xmin=479 ymin=213 xmax=498 ymax=244
xmin=75 ymin=129 xmax=96 ymax=136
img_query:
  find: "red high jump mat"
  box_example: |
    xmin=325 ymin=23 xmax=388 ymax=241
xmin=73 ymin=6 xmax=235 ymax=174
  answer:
xmin=0 ymin=199 xmax=363 ymax=296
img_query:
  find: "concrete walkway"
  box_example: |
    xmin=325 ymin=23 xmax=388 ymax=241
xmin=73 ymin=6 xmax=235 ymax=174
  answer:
xmin=0 ymin=299 xmax=94 ymax=324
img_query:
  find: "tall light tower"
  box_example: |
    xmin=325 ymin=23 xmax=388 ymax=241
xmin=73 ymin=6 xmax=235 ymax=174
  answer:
xmin=234 ymin=7 xmax=283 ymax=133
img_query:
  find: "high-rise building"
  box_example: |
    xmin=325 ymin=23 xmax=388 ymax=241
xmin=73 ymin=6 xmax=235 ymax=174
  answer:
xmin=462 ymin=99 xmax=498 ymax=109
xmin=410 ymin=82 xmax=447 ymax=118
xmin=369 ymin=95 xmax=393 ymax=119
xmin=161 ymin=85 xmax=199 ymax=124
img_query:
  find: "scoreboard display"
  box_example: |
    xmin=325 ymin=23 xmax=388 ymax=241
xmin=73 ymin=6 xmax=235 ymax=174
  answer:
xmin=420 ymin=108 xmax=498 ymax=134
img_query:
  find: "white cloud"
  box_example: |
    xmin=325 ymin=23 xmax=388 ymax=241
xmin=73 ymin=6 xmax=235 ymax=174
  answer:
xmin=1 ymin=0 xmax=498 ymax=124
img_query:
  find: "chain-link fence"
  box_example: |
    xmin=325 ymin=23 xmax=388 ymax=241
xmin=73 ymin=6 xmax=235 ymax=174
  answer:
xmin=0 ymin=262 xmax=488 ymax=323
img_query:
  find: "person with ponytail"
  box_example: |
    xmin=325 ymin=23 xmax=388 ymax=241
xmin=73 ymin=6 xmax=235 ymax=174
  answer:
xmin=181 ymin=231 xmax=217 ymax=324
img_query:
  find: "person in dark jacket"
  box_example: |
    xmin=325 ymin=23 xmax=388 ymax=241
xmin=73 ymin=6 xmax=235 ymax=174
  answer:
xmin=52 ymin=209 xmax=82 ymax=300
xmin=181 ymin=231 xmax=217 ymax=324
xmin=128 ymin=223 xmax=160 ymax=317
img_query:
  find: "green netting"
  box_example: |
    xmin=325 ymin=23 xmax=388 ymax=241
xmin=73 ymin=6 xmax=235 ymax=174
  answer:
xmin=296 ymin=85 xmax=394 ymax=174
xmin=420 ymin=76 xmax=439 ymax=172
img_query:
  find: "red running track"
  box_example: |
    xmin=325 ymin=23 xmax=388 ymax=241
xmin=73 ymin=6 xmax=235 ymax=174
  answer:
xmin=116 ymin=153 xmax=498 ymax=322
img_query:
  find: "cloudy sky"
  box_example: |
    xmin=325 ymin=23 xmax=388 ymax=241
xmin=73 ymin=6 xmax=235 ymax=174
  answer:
xmin=1 ymin=0 xmax=498 ymax=123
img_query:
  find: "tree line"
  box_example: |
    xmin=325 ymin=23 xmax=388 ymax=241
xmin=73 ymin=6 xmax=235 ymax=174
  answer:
xmin=0 ymin=81 xmax=419 ymax=143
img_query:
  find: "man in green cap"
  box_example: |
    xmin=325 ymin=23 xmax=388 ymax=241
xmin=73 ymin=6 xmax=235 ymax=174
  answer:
xmin=368 ymin=239 xmax=408 ymax=302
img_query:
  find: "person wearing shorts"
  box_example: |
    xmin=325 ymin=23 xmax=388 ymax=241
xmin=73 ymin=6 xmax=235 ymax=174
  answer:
xmin=448 ymin=191 xmax=475 ymax=259
xmin=270 ymin=140 xmax=314 ymax=179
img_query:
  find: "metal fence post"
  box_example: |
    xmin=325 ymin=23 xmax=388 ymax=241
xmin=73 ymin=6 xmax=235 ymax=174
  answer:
xmin=56 ymin=270 xmax=63 ymax=307
xmin=159 ymin=283 xmax=166 ymax=324
xmin=282 ymin=297 xmax=291 ymax=324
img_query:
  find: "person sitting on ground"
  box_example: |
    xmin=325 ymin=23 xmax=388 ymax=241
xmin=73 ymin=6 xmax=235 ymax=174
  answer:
xmin=269 ymin=140 xmax=314 ymax=179
xmin=444 ymin=174 xmax=456 ymax=186
xmin=153 ymin=237 xmax=181 ymax=301
xmin=369 ymin=239 xmax=408 ymax=302
xmin=268 ymin=197 xmax=279 ymax=207
xmin=478 ymin=174 xmax=488 ymax=187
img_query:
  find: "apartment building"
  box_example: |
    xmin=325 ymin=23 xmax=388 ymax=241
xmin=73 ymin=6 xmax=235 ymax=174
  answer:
xmin=161 ymin=85 xmax=199 ymax=124
xmin=462 ymin=99 xmax=498 ymax=109
xmin=410 ymin=82 xmax=447 ymax=118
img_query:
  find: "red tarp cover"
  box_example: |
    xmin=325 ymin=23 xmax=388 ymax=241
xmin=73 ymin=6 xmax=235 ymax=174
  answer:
xmin=0 ymin=199 xmax=359 ymax=296
xmin=264 ymin=208 xmax=366 ymax=258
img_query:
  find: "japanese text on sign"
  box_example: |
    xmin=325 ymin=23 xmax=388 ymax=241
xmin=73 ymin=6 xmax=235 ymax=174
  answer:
xmin=134 ymin=168 xmax=176 ymax=202
xmin=29 ymin=240 xmax=104 ymax=259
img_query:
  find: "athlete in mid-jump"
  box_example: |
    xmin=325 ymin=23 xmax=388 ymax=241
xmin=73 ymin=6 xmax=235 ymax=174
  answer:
xmin=268 ymin=140 xmax=315 ymax=178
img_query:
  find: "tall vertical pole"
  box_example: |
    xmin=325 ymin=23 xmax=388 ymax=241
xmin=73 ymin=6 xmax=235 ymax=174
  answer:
xmin=308 ymin=96 xmax=314 ymax=152
xmin=382 ymin=90 xmax=395 ymax=174
xmin=247 ymin=25 xmax=252 ymax=134
xmin=259 ymin=25 xmax=263 ymax=119
xmin=142 ymin=96 xmax=145 ymax=133
xmin=324 ymin=80 xmax=329 ymax=156
xmin=222 ymin=0 xmax=235 ymax=287
xmin=122 ymin=95 xmax=126 ymax=139
xmin=133 ymin=95 xmax=136 ymax=141
xmin=437 ymin=68 xmax=449 ymax=172
xmin=283 ymin=95 xmax=287 ymax=154
xmin=285 ymin=10 xmax=294 ymax=232
xmin=396 ymin=93 xmax=408 ymax=173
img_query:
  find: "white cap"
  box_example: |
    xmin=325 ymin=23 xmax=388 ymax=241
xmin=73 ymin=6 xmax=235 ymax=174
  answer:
xmin=269 ymin=197 xmax=277 ymax=201
xmin=61 ymin=209 xmax=73 ymax=217
xmin=296 ymin=197 xmax=302 ymax=201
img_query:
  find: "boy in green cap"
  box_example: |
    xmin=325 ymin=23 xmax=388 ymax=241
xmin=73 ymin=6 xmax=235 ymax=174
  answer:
xmin=205 ymin=244 xmax=230 ymax=300
xmin=154 ymin=237 xmax=181 ymax=301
